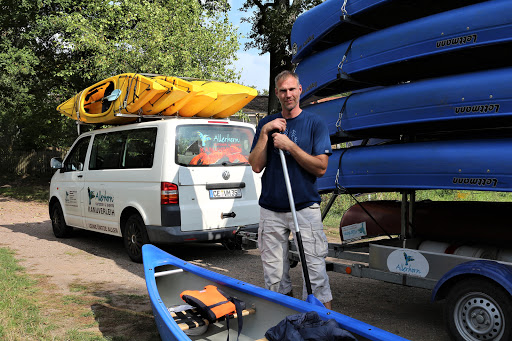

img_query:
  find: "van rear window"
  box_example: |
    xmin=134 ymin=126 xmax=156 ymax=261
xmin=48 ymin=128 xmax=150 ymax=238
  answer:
xmin=176 ymin=124 xmax=254 ymax=166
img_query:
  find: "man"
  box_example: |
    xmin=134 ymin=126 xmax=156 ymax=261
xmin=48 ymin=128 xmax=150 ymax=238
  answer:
xmin=249 ymin=70 xmax=333 ymax=309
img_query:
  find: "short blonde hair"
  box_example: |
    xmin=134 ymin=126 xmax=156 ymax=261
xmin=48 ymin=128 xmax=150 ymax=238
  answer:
xmin=275 ymin=70 xmax=300 ymax=87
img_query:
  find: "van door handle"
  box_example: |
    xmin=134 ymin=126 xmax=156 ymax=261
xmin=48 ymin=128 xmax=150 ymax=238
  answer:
xmin=77 ymin=175 xmax=83 ymax=178
xmin=221 ymin=212 xmax=236 ymax=219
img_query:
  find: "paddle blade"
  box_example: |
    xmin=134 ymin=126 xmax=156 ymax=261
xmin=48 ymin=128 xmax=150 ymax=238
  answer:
xmin=106 ymin=89 xmax=121 ymax=101
xmin=306 ymin=294 xmax=324 ymax=307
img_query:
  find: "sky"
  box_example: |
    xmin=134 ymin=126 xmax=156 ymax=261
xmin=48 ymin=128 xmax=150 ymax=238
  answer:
xmin=228 ymin=0 xmax=270 ymax=92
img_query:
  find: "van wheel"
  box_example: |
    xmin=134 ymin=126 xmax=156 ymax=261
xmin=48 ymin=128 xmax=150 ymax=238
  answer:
xmin=123 ymin=214 xmax=149 ymax=263
xmin=445 ymin=278 xmax=512 ymax=341
xmin=51 ymin=202 xmax=72 ymax=238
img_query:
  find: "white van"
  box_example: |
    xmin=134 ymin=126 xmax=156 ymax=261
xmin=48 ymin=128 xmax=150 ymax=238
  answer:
xmin=49 ymin=118 xmax=260 ymax=262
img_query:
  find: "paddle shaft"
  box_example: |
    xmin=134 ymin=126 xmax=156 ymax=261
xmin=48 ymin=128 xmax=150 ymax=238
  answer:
xmin=278 ymin=149 xmax=314 ymax=296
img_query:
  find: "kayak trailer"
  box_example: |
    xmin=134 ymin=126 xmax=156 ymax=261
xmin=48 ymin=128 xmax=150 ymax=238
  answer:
xmin=238 ymin=189 xmax=512 ymax=341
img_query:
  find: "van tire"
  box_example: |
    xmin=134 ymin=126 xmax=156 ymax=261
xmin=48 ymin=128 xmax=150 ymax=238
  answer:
xmin=51 ymin=202 xmax=73 ymax=238
xmin=123 ymin=213 xmax=149 ymax=263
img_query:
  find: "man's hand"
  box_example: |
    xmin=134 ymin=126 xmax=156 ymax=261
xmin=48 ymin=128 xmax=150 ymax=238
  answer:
xmin=272 ymin=131 xmax=293 ymax=151
xmin=263 ymin=118 xmax=286 ymax=135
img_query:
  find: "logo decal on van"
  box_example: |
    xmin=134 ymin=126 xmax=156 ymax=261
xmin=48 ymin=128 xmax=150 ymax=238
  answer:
xmin=87 ymin=187 xmax=115 ymax=216
xmin=198 ymin=132 xmax=211 ymax=146
xmin=213 ymin=134 xmax=240 ymax=143
xmin=65 ymin=190 xmax=78 ymax=207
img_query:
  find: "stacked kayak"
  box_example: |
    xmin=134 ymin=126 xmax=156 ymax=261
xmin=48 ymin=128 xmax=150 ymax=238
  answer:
xmin=306 ymin=67 xmax=512 ymax=142
xmin=291 ymin=0 xmax=488 ymax=63
xmin=294 ymin=4 xmax=512 ymax=340
xmin=293 ymin=0 xmax=512 ymax=193
xmin=297 ymin=0 xmax=512 ymax=103
xmin=57 ymin=73 xmax=257 ymax=124
xmin=320 ymin=138 xmax=512 ymax=193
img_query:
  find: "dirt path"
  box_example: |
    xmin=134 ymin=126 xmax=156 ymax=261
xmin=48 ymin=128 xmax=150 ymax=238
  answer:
xmin=0 ymin=195 xmax=451 ymax=341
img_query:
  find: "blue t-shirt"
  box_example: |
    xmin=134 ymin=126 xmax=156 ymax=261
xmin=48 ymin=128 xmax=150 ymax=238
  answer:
xmin=251 ymin=110 xmax=332 ymax=212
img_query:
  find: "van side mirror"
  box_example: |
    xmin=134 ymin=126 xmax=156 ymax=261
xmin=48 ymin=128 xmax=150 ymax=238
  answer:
xmin=50 ymin=157 xmax=63 ymax=169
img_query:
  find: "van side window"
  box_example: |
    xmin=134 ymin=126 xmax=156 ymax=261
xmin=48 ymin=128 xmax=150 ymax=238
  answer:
xmin=89 ymin=128 xmax=157 ymax=170
xmin=123 ymin=128 xmax=157 ymax=168
xmin=63 ymin=136 xmax=91 ymax=172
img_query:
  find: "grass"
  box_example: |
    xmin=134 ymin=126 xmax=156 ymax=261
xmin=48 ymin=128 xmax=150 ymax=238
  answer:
xmin=0 ymin=248 xmax=53 ymax=340
xmin=0 ymin=246 xmax=160 ymax=341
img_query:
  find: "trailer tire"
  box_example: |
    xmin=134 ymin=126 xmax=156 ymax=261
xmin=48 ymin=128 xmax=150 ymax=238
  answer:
xmin=444 ymin=277 xmax=512 ymax=341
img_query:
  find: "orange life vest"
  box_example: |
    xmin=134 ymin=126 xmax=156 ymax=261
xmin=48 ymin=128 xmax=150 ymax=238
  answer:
xmin=180 ymin=285 xmax=237 ymax=323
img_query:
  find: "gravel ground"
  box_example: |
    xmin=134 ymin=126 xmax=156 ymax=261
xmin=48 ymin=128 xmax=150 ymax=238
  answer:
xmin=0 ymin=195 xmax=451 ymax=340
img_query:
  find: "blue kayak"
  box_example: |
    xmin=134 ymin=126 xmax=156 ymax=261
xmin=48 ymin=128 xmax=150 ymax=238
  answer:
xmin=319 ymin=139 xmax=512 ymax=193
xmin=296 ymin=0 xmax=512 ymax=103
xmin=143 ymin=244 xmax=408 ymax=341
xmin=305 ymin=67 xmax=512 ymax=142
xmin=291 ymin=0 xmax=488 ymax=63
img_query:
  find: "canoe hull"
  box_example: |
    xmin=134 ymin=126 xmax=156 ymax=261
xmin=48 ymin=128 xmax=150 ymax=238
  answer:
xmin=296 ymin=0 xmax=512 ymax=103
xmin=340 ymin=200 xmax=512 ymax=247
xmin=142 ymin=244 xmax=406 ymax=341
xmin=291 ymin=0 xmax=488 ymax=63
xmin=321 ymin=139 xmax=512 ymax=193
xmin=306 ymin=67 xmax=512 ymax=142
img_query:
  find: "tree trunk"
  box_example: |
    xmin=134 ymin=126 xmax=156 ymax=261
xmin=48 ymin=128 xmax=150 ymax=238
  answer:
xmin=267 ymin=45 xmax=293 ymax=115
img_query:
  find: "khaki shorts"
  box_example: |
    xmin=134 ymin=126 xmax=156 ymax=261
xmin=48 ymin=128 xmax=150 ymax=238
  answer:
xmin=258 ymin=204 xmax=332 ymax=303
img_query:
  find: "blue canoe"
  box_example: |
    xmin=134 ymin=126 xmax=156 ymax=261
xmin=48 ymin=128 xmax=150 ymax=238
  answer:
xmin=291 ymin=0 xmax=487 ymax=63
xmin=143 ymin=244 xmax=408 ymax=341
xmin=319 ymin=138 xmax=512 ymax=193
xmin=296 ymin=0 xmax=512 ymax=103
xmin=305 ymin=67 xmax=512 ymax=142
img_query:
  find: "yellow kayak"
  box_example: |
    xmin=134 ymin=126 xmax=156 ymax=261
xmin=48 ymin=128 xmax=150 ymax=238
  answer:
xmin=177 ymin=91 xmax=218 ymax=117
xmin=57 ymin=73 xmax=166 ymax=124
xmin=57 ymin=75 xmax=257 ymax=123
xmin=159 ymin=78 xmax=202 ymax=116
xmin=141 ymin=76 xmax=195 ymax=114
xmin=190 ymin=81 xmax=258 ymax=118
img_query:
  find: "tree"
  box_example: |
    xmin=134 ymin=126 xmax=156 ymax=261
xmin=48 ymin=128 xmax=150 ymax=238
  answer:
xmin=0 ymin=0 xmax=240 ymax=151
xmin=240 ymin=0 xmax=321 ymax=114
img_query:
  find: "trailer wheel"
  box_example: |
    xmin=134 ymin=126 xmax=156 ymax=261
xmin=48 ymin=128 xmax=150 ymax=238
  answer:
xmin=123 ymin=213 xmax=149 ymax=263
xmin=445 ymin=278 xmax=512 ymax=341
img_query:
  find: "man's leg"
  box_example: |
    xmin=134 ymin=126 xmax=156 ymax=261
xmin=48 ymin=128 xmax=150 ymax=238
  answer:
xmin=292 ymin=204 xmax=333 ymax=307
xmin=258 ymin=207 xmax=293 ymax=294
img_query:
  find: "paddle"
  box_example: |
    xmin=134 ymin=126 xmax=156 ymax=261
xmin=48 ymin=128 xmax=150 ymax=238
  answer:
xmin=278 ymin=148 xmax=324 ymax=308
xmin=83 ymin=89 xmax=122 ymax=106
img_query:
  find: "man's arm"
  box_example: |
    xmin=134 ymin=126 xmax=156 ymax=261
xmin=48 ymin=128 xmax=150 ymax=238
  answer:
xmin=272 ymin=133 xmax=328 ymax=178
xmin=249 ymin=118 xmax=287 ymax=173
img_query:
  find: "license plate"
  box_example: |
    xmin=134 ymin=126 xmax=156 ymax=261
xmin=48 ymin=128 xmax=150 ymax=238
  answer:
xmin=209 ymin=188 xmax=242 ymax=199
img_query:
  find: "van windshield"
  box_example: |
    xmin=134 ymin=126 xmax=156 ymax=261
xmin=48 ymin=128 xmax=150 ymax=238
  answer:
xmin=176 ymin=124 xmax=255 ymax=166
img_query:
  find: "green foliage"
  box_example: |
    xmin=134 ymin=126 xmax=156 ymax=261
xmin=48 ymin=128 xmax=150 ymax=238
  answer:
xmin=0 ymin=0 xmax=240 ymax=151
xmin=239 ymin=0 xmax=321 ymax=112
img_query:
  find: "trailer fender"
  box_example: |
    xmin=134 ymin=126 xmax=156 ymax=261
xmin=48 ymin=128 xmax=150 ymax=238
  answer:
xmin=432 ymin=260 xmax=512 ymax=302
